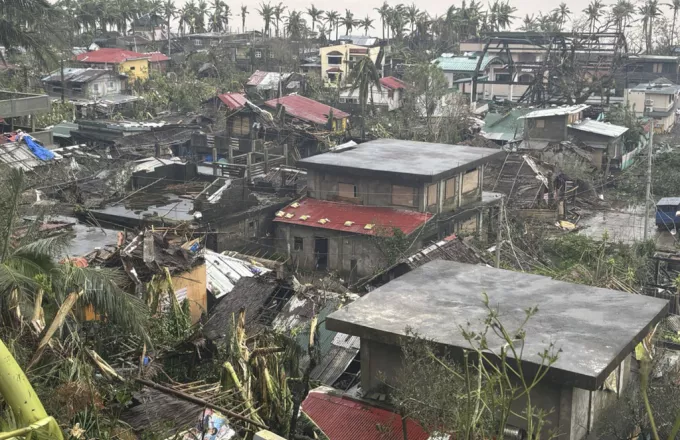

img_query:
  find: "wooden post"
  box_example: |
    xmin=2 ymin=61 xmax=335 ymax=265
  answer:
xmin=246 ymin=152 xmax=252 ymax=181
xmin=283 ymin=143 xmax=289 ymax=166
xmin=212 ymin=147 xmax=218 ymax=176
xmin=228 ymin=142 xmax=234 ymax=162
xmin=264 ymin=147 xmax=269 ymax=174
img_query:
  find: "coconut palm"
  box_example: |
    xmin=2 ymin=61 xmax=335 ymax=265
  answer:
xmin=612 ymin=0 xmax=635 ymax=34
xmin=210 ymin=0 xmax=223 ymax=31
xmin=666 ymin=0 xmax=680 ymax=48
xmin=306 ymin=4 xmax=323 ymax=34
xmin=359 ymin=15 xmax=374 ymax=36
xmin=639 ymin=0 xmax=660 ymax=52
xmin=583 ymin=0 xmax=604 ymax=34
xmin=346 ymin=56 xmax=381 ymax=140
xmin=519 ymin=13 xmax=537 ymax=31
xmin=240 ymin=4 xmax=248 ymax=31
xmin=195 ymin=0 xmax=208 ymax=31
xmin=375 ymin=2 xmax=391 ymax=39
xmin=553 ymin=2 xmax=571 ymax=30
xmin=405 ymin=3 xmax=420 ymax=34
xmin=286 ymin=9 xmax=305 ymax=39
xmin=324 ymin=9 xmax=339 ymax=40
xmin=273 ymin=2 xmax=286 ymax=37
xmin=341 ymin=9 xmax=356 ymax=35
xmin=222 ymin=3 xmax=231 ymax=30
xmin=257 ymin=1 xmax=273 ymax=36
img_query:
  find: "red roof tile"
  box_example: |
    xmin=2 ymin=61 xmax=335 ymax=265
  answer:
xmin=217 ymin=92 xmax=247 ymax=110
xmin=75 ymin=48 xmax=150 ymax=64
xmin=144 ymin=52 xmax=170 ymax=62
xmin=380 ymin=76 xmax=407 ymax=90
xmin=273 ymin=197 xmax=432 ymax=236
xmin=264 ymin=95 xmax=350 ymax=125
xmin=302 ymin=391 xmax=429 ymax=440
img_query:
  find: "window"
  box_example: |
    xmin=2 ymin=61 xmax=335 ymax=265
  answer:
xmin=254 ymin=49 xmax=262 ymax=58
xmin=338 ymin=183 xmax=357 ymax=199
xmin=426 ymin=183 xmax=438 ymax=207
xmin=535 ymin=119 xmax=545 ymax=128
xmin=108 ymin=81 xmax=114 ymax=88
xmin=92 ymin=84 xmax=99 ymax=93
xmin=129 ymin=66 xmax=135 ymax=71
xmin=462 ymin=168 xmax=479 ymax=194
xmin=328 ymin=73 xmax=337 ymax=82
xmin=392 ymin=185 xmax=415 ymax=207
xmin=327 ymin=55 xmax=342 ymax=65
xmin=210 ymin=40 xmax=218 ymax=46
xmin=294 ymin=236 xmax=303 ymax=251
xmin=445 ymin=177 xmax=456 ymax=200
xmin=193 ymin=39 xmax=203 ymax=46
xmin=653 ymin=63 xmax=663 ymax=73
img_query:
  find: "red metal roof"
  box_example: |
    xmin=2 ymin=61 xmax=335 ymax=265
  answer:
xmin=302 ymin=390 xmax=429 ymax=440
xmin=144 ymin=52 xmax=170 ymax=62
xmin=75 ymin=48 xmax=150 ymax=64
xmin=273 ymin=197 xmax=432 ymax=236
xmin=380 ymin=76 xmax=407 ymax=90
xmin=217 ymin=92 xmax=247 ymax=110
xmin=264 ymin=95 xmax=350 ymax=125
xmin=326 ymin=67 xmax=342 ymax=73
xmin=246 ymin=70 xmax=268 ymax=86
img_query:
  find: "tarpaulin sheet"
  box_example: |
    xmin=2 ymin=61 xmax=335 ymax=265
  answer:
xmin=23 ymin=135 xmax=55 ymax=161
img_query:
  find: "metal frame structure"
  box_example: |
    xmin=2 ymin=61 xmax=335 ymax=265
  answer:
xmin=471 ymin=32 xmax=628 ymax=105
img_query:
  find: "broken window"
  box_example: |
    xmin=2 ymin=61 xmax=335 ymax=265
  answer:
xmin=392 ymin=185 xmax=415 ymax=207
xmin=426 ymin=183 xmax=438 ymax=207
xmin=535 ymin=119 xmax=545 ymax=128
xmin=445 ymin=177 xmax=456 ymax=200
xmin=293 ymin=236 xmax=303 ymax=251
xmin=338 ymin=183 xmax=357 ymax=199
xmin=462 ymin=168 xmax=479 ymax=194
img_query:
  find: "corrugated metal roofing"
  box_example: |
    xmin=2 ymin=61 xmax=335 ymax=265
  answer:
xmin=217 ymin=92 xmax=247 ymax=110
xmin=144 ymin=52 xmax=170 ymax=62
xmin=205 ymin=250 xmax=270 ymax=299
xmin=569 ymin=119 xmax=628 ymax=138
xmin=263 ymin=95 xmax=349 ymax=125
xmin=520 ymin=104 xmax=590 ymax=119
xmin=0 ymin=141 xmax=54 ymax=171
xmin=75 ymin=48 xmax=149 ymax=64
xmin=273 ymin=197 xmax=432 ymax=236
xmin=658 ymin=197 xmax=680 ymax=207
xmin=434 ymin=53 xmax=502 ymax=72
xmin=42 ymin=67 xmax=114 ymax=83
xmin=302 ymin=389 xmax=429 ymax=440
xmin=482 ymin=108 xmax=531 ymax=142
xmin=337 ymin=35 xmax=378 ymax=46
xmin=247 ymin=70 xmax=292 ymax=90
xmin=379 ymin=76 xmax=406 ymax=90
xmin=630 ymin=82 xmax=680 ymax=95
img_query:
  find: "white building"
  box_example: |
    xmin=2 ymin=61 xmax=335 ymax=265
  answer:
xmin=338 ymin=76 xmax=407 ymax=111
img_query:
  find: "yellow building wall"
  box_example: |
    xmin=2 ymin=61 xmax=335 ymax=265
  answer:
xmin=320 ymin=44 xmax=381 ymax=86
xmin=172 ymin=264 xmax=207 ymax=324
xmin=119 ymin=59 xmax=150 ymax=81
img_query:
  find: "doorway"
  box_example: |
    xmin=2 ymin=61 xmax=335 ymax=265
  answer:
xmin=314 ymin=237 xmax=328 ymax=270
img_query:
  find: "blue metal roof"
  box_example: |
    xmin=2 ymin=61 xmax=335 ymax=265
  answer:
xmin=433 ymin=54 xmax=502 ymax=72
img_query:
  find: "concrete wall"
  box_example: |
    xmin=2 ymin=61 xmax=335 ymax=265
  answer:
xmin=360 ymin=339 xmax=404 ymax=391
xmin=525 ymin=115 xmax=568 ymax=141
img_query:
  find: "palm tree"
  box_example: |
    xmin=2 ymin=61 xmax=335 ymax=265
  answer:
xmin=375 ymin=2 xmax=391 ymax=39
xmin=196 ymin=0 xmax=208 ymax=31
xmin=306 ymin=4 xmax=323 ymax=35
xmin=405 ymin=3 xmax=420 ymax=34
xmin=519 ymin=13 xmax=537 ymax=31
xmin=222 ymin=3 xmax=231 ymax=30
xmin=341 ymin=9 xmax=357 ymax=35
xmin=346 ymin=56 xmax=381 ymax=140
xmin=240 ymin=4 xmax=248 ymax=31
xmin=612 ymin=0 xmax=635 ymax=34
xmin=359 ymin=15 xmax=374 ymax=36
xmin=285 ymin=9 xmax=305 ymax=40
xmin=553 ymin=2 xmax=571 ymax=30
xmin=666 ymin=0 xmax=680 ymax=48
xmin=583 ymin=0 xmax=604 ymax=34
xmin=639 ymin=0 xmax=660 ymax=52
xmin=388 ymin=6 xmax=407 ymax=40
xmin=324 ymin=10 xmax=339 ymax=40
xmin=273 ymin=2 xmax=286 ymax=37
xmin=210 ymin=0 xmax=223 ymax=31
xmin=163 ymin=0 xmax=176 ymax=53
xmin=257 ymin=2 xmax=273 ymax=36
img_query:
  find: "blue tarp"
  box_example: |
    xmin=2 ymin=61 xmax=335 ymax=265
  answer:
xmin=23 ymin=135 xmax=55 ymax=161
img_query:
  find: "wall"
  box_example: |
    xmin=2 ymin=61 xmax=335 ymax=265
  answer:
xmin=338 ymin=85 xmax=404 ymax=111
xmin=360 ymin=339 xmax=404 ymax=391
xmin=624 ymin=89 xmax=647 ymax=114
xmin=319 ymin=44 xmax=381 ymax=86
xmin=88 ymin=74 xmax=123 ymax=98
xmin=119 ymin=58 xmax=150 ymax=81
xmin=525 ymin=115 xmax=568 ymax=141
xmin=172 ymin=263 xmax=207 ymax=324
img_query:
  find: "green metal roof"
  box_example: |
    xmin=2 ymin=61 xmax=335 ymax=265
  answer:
xmin=434 ymin=54 xmax=502 ymax=73
xmin=482 ymin=108 xmax=531 ymax=142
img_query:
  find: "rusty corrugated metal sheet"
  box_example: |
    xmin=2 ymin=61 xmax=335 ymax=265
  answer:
xmin=379 ymin=76 xmax=407 ymax=90
xmin=302 ymin=390 xmax=429 ymax=440
xmin=217 ymin=92 xmax=247 ymax=110
xmin=263 ymin=95 xmax=350 ymax=125
xmin=273 ymin=197 xmax=432 ymax=236
xmin=75 ymin=48 xmax=149 ymax=64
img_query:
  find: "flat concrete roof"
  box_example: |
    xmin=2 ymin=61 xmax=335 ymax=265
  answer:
xmin=298 ymin=139 xmax=504 ymax=183
xmin=326 ymin=261 xmax=668 ymax=390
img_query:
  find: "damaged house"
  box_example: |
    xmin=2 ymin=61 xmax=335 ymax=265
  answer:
xmin=273 ymin=139 xmax=503 ymax=279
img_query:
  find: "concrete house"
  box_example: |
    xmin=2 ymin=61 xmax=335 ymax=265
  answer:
xmin=625 ymin=80 xmax=680 ymax=132
xmin=338 ymin=76 xmax=407 ymax=111
xmin=320 ymin=43 xmax=381 ymax=86
xmin=74 ymin=48 xmax=151 ymax=81
xmin=617 ymin=54 xmax=680 ymax=89
xmin=326 ymin=260 xmax=669 ymax=440
xmin=434 ymin=53 xmax=504 ymax=99
xmin=273 ymin=139 xmax=503 ymax=278
xmin=42 ymin=68 xmax=127 ymax=101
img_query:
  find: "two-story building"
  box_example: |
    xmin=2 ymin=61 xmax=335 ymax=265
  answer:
xmin=434 ymin=53 xmax=504 ymax=93
xmin=74 ymin=48 xmax=151 ymax=81
xmin=624 ymin=80 xmax=680 ymax=132
xmin=263 ymin=94 xmax=349 ymax=133
xmin=338 ymin=76 xmax=407 ymax=111
xmin=273 ymin=139 xmax=503 ymax=278
xmin=42 ymin=68 xmax=127 ymax=101
xmin=617 ymin=54 xmax=680 ymax=90
xmin=326 ymin=260 xmax=669 ymax=440
xmin=520 ymin=104 xmax=630 ymax=170
xmin=320 ymin=43 xmax=381 ymax=86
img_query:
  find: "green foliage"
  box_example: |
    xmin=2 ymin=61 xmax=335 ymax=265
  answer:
xmin=132 ymin=72 xmax=216 ymax=117
xmin=605 ymin=104 xmax=646 ymax=151
xmin=371 ymin=227 xmax=413 ymax=266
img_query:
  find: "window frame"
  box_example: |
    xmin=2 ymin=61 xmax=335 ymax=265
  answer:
xmin=293 ymin=236 xmax=304 ymax=251
xmin=391 ymin=184 xmax=416 ymax=207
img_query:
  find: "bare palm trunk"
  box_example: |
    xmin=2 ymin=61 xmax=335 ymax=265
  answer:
xmin=673 ymin=11 xmax=678 ymax=48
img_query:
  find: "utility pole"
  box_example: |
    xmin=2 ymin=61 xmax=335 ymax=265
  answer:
xmin=496 ymin=196 xmax=503 ymax=268
xmin=60 ymin=58 xmax=65 ymax=104
xmin=643 ymin=101 xmax=654 ymax=242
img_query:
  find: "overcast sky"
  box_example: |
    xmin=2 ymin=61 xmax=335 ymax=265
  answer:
xmin=226 ymin=0 xmax=595 ymax=34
